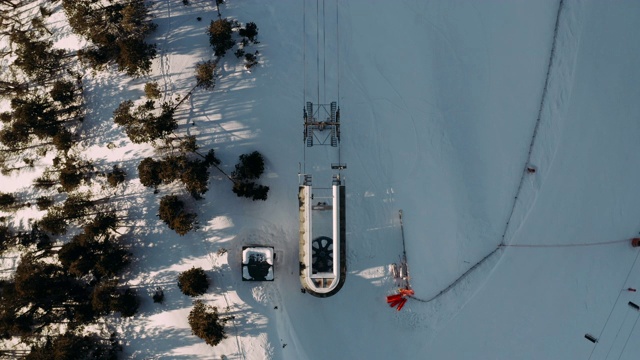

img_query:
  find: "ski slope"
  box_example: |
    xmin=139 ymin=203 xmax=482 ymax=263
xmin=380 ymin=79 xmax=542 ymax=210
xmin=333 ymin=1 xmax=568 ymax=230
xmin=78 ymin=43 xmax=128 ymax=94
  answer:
xmin=3 ymin=0 xmax=640 ymax=359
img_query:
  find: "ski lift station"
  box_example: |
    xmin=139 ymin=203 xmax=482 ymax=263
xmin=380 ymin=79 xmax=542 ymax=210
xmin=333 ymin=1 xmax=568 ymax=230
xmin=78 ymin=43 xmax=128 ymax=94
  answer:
xmin=299 ymin=175 xmax=345 ymax=296
xmin=299 ymin=102 xmax=346 ymax=297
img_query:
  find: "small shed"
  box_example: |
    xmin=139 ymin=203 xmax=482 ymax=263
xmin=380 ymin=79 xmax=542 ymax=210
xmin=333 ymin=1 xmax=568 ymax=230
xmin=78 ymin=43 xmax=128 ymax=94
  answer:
xmin=242 ymin=246 xmax=274 ymax=281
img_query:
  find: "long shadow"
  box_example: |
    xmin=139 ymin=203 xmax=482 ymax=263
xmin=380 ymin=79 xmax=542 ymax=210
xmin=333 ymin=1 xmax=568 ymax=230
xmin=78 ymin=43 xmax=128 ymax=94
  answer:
xmin=118 ymin=322 xmax=210 ymax=360
xmin=80 ymin=72 xmax=144 ymax=148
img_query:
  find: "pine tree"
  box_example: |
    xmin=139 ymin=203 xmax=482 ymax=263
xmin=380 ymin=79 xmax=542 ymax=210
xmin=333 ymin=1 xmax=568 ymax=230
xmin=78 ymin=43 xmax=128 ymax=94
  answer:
xmin=232 ymin=151 xmax=265 ymax=180
xmin=158 ymin=195 xmax=196 ymax=235
xmin=0 ymin=225 xmax=15 ymax=254
xmin=38 ymin=209 xmax=68 ymax=235
xmin=36 ymin=196 xmax=54 ymax=210
xmin=111 ymin=287 xmax=139 ymax=317
xmin=178 ymin=267 xmax=209 ymax=296
xmin=188 ymin=300 xmax=229 ymax=347
xmin=10 ymin=31 xmax=65 ymax=80
xmin=50 ymin=80 xmax=76 ymax=106
xmin=144 ymin=82 xmax=161 ymax=99
xmin=238 ymin=22 xmax=259 ymax=43
xmin=138 ymin=157 xmax=162 ymax=188
xmin=107 ymin=165 xmax=126 ymax=187
xmin=0 ymin=192 xmax=16 ymax=210
xmin=25 ymin=333 xmax=121 ymax=360
xmin=195 ymin=60 xmax=216 ymax=89
xmin=63 ymin=0 xmax=157 ymax=76
xmin=208 ymin=19 xmax=234 ymax=57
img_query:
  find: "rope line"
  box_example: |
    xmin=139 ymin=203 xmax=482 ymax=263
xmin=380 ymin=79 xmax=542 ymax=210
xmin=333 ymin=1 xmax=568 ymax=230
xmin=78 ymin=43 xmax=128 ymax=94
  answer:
xmin=501 ymin=238 xmax=630 ymax=248
xmin=409 ymin=246 xmax=503 ymax=303
xmin=499 ymin=0 xmax=565 ymax=246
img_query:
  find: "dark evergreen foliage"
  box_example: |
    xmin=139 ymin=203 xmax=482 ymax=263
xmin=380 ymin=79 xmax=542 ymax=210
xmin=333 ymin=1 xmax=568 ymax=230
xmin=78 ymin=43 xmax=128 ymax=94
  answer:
xmin=232 ymin=181 xmax=269 ymax=201
xmin=59 ymin=222 xmax=130 ymax=281
xmin=25 ymin=333 xmax=121 ymax=360
xmin=10 ymin=31 xmax=65 ymax=79
xmin=195 ymin=60 xmax=216 ymax=89
xmin=62 ymin=193 xmax=93 ymax=219
xmin=138 ymin=157 xmax=162 ymax=188
xmin=15 ymin=225 xmax=50 ymax=249
xmin=50 ymin=80 xmax=76 ymax=106
xmin=107 ymin=165 xmax=126 ymax=187
xmin=208 ymin=19 xmax=234 ymax=56
xmin=0 ymin=225 xmax=15 ymax=253
xmin=144 ymin=82 xmax=161 ymax=99
xmin=140 ymin=152 xmax=219 ymax=199
xmin=178 ymin=267 xmax=209 ymax=297
xmin=230 ymin=151 xmax=269 ymax=200
xmin=52 ymin=128 xmax=75 ymax=152
xmin=113 ymin=100 xmax=177 ymax=143
xmin=58 ymin=158 xmax=92 ymax=192
xmin=1 ymin=96 xmax=60 ymax=150
xmin=152 ymin=287 xmax=165 ymax=304
xmin=63 ymin=0 xmax=157 ymax=76
xmin=238 ymin=22 xmax=259 ymax=43
xmin=0 ymin=254 xmax=90 ymax=338
xmin=0 ymin=192 xmax=16 ymax=210
xmin=158 ymin=195 xmax=196 ymax=235
xmin=36 ymin=196 xmax=54 ymax=210
xmin=38 ymin=209 xmax=68 ymax=235
xmin=188 ymin=300 xmax=229 ymax=347
xmin=232 ymin=151 xmax=265 ymax=180
xmin=244 ymin=51 xmax=259 ymax=69
xmin=111 ymin=287 xmax=139 ymax=317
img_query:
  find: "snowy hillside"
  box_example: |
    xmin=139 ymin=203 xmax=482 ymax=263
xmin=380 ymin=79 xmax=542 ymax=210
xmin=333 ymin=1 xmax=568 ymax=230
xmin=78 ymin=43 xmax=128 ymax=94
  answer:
xmin=3 ymin=0 xmax=640 ymax=359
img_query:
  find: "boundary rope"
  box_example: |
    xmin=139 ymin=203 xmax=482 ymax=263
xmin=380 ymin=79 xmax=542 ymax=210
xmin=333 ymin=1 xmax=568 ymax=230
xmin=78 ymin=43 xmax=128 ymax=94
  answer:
xmin=409 ymin=246 xmax=503 ymax=303
xmin=499 ymin=0 xmax=565 ymax=246
xmin=501 ymin=238 xmax=630 ymax=248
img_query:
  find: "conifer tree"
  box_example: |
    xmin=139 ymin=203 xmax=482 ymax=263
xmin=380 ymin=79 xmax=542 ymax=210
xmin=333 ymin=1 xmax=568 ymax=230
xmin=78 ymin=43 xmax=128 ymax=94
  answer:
xmin=178 ymin=267 xmax=209 ymax=296
xmin=208 ymin=19 xmax=234 ymax=57
xmin=188 ymin=300 xmax=229 ymax=347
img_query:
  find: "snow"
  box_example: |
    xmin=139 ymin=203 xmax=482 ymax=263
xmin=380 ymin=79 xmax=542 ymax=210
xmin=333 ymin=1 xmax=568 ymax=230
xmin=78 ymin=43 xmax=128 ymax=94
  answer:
xmin=3 ymin=0 xmax=640 ymax=358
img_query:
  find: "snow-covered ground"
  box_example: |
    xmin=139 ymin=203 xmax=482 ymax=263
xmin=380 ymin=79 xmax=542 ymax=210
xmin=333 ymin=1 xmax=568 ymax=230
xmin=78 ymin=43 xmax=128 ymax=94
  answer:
xmin=3 ymin=0 xmax=640 ymax=359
